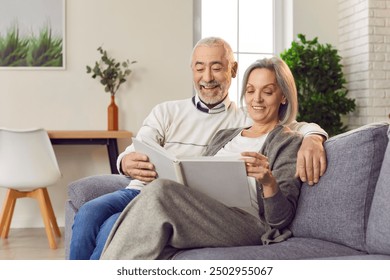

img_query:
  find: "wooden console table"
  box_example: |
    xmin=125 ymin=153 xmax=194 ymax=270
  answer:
xmin=47 ymin=130 xmax=132 ymax=174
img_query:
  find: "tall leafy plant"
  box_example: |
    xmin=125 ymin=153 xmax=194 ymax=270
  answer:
xmin=280 ymin=34 xmax=356 ymax=136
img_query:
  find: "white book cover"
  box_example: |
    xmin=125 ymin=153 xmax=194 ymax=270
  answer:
xmin=132 ymin=138 xmax=252 ymax=207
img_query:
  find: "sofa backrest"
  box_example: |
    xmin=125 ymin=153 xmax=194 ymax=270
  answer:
xmin=290 ymin=122 xmax=389 ymax=252
xmin=366 ymin=125 xmax=390 ymax=254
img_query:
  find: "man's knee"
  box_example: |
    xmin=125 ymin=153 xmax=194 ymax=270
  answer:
xmin=76 ymin=196 xmax=107 ymax=219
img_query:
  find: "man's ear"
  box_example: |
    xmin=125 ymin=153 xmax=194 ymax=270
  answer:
xmin=231 ymin=62 xmax=238 ymax=78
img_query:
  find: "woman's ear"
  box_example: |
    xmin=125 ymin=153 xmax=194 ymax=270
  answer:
xmin=281 ymin=96 xmax=287 ymax=105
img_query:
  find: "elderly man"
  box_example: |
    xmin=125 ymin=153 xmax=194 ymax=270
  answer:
xmin=69 ymin=37 xmax=327 ymax=260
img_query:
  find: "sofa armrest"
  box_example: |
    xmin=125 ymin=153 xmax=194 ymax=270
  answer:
xmin=65 ymin=174 xmax=131 ymax=259
xmin=68 ymin=174 xmax=131 ymax=210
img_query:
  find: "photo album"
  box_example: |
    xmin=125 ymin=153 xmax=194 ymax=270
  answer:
xmin=132 ymin=138 xmax=252 ymax=207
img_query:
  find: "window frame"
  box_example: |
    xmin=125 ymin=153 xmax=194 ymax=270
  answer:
xmin=193 ymin=0 xmax=291 ymax=54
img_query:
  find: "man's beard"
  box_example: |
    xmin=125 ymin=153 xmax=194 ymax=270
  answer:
xmin=196 ymin=81 xmax=228 ymax=107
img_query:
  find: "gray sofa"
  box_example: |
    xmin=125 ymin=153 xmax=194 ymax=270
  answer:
xmin=65 ymin=122 xmax=390 ymax=260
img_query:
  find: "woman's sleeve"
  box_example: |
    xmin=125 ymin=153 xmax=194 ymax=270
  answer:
xmin=261 ymin=131 xmax=303 ymax=229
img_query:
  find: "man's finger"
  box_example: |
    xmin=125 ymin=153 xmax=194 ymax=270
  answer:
xmin=131 ymin=169 xmax=157 ymax=181
xmin=312 ymin=156 xmax=320 ymax=184
xmin=305 ymin=153 xmax=314 ymax=185
xmin=135 ymin=160 xmax=155 ymax=171
xmin=128 ymin=152 xmax=149 ymax=162
xmin=319 ymin=154 xmax=327 ymax=176
xmin=296 ymin=154 xmax=307 ymax=182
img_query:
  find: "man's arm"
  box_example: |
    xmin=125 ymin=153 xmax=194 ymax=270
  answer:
xmin=116 ymin=104 xmax=167 ymax=180
xmin=287 ymin=121 xmax=328 ymax=186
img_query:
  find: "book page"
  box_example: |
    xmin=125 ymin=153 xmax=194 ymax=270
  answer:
xmin=179 ymin=159 xmax=252 ymax=208
xmin=132 ymin=138 xmax=181 ymax=182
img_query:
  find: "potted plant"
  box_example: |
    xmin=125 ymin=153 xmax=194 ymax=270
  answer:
xmin=86 ymin=46 xmax=136 ymax=130
xmin=280 ymin=34 xmax=356 ymax=136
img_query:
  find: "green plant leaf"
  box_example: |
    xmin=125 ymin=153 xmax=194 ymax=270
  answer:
xmin=86 ymin=46 xmax=137 ymax=95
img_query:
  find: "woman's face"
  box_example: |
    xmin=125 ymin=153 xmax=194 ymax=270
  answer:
xmin=244 ymin=68 xmax=286 ymax=126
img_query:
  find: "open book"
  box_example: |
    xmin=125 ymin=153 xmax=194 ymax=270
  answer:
xmin=132 ymin=138 xmax=252 ymax=207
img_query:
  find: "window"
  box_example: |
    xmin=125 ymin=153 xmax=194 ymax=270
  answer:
xmin=194 ymin=0 xmax=286 ymax=105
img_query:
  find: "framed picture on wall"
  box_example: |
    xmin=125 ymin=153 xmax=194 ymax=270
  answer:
xmin=0 ymin=0 xmax=66 ymax=70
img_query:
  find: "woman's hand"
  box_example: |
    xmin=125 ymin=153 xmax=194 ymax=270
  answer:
xmin=241 ymin=151 xmax=278 ymax=198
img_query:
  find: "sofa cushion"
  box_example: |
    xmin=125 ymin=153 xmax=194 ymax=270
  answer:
xmin=366 ymin=125 xmax=390 ymax=254
xmin=290 ymin=122 xmax=389 ymax=251
xmin=173 ymin=237 xmax=365 ymax=260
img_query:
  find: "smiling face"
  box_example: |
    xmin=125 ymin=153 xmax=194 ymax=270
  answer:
xmin=191 ymin=44 xmax=237 ymax=107
xmin=245 ymin=68 xmax=286 ymax=127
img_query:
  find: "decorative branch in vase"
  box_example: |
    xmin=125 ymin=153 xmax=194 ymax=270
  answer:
xmin=86 ymin=46 xmax=137 ymax=130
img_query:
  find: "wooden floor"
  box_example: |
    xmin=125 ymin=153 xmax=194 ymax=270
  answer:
xmin=0 ymin=227 xmax=65 ymax=260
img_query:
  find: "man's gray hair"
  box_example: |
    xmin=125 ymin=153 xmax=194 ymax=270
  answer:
xmin=240 ymin=57 xmax=298 ymax=125
xmin=191 ymin=37 xmax=236 ymax=67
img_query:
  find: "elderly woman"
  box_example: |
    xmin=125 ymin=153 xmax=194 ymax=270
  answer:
xmin=100 ymin=57 xmax=303 ymax=260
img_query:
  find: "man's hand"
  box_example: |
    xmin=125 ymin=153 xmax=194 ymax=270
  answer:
xmin=295 ymin=134 xmax=327 ymax=186
xmin=121 ymin=152 xmax=157 ymax=182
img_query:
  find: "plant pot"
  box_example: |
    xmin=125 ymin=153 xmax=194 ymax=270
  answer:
xmin=107 ymin=95 xmax=118 ymax=131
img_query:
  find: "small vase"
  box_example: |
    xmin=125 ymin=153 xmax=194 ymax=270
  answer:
xmin=107 ymin=95 xmax=118 ymax=131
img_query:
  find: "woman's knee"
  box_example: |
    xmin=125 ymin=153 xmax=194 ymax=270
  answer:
xmin=142 ymin=179 xmax=182 ymax=200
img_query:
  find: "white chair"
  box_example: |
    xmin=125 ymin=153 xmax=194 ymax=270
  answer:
xmin=0 ymin=128 xmax=62 ymax=249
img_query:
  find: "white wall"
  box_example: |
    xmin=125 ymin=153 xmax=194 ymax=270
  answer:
xmin=0 ymin=0 xmax=193 ymax=228
xmin=292 ymin=0 xmax=339 ymax=47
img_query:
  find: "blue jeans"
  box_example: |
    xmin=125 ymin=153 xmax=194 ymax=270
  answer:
xmin=69 ymin=188 xmax=140 ymax=260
